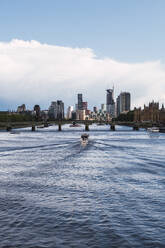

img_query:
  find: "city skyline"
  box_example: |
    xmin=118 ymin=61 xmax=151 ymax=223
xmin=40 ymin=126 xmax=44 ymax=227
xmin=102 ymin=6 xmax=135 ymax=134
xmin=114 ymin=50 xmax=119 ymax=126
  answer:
xmin=0 ymin=83 xmax=163 ymax=113
xmin=14 ymin=90 xmax=132 ymax=122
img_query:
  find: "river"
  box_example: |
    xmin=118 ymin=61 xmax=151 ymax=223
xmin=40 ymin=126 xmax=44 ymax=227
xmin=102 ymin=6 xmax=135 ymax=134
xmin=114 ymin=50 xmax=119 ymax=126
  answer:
xmin=0 ymin=124 xmax=164 ymax=248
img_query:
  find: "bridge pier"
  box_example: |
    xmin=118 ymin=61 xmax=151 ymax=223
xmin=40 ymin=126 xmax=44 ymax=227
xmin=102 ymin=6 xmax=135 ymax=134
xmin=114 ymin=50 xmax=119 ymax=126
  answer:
xmin=32 ymin=125 xmax=36 ymax=131
xmin=58 ymin=123 xmax=62 ymax=131
xmin=133 ymin=125 xmax=139 ymax=131
xmin=85 ymin=124 xmax=89 ymax=131
xmin=110 ymin=124 xmax=115 ymax=131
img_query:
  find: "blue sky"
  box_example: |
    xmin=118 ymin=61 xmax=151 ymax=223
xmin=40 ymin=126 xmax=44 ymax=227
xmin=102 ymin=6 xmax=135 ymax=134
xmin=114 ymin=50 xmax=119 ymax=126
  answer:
xmin=0 ymin=0 xmax=165 ymax=62
xmin=0 ymin=0 xmax=165 ymax=110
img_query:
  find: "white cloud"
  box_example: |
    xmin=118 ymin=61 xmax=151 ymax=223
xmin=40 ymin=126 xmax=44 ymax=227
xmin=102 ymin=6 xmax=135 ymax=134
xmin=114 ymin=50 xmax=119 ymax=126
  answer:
xmin=0 ymin=39 xmax=165 ymax=110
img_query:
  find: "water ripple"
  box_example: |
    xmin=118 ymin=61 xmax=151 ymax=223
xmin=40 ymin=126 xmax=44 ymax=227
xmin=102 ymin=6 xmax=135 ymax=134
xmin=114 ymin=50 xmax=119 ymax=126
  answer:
xmin=0 ymin=125 xmax=165 ymax=247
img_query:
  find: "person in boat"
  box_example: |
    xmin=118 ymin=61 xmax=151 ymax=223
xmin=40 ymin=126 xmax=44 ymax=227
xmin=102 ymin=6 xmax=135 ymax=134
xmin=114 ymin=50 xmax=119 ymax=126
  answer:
xmin=81 ymin=134 xmax=89 ymax=140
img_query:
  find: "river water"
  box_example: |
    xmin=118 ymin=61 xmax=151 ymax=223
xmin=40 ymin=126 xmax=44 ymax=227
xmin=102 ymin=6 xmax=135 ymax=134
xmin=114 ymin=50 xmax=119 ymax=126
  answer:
xmin=0 ymin=124 xmax=165 ymax=248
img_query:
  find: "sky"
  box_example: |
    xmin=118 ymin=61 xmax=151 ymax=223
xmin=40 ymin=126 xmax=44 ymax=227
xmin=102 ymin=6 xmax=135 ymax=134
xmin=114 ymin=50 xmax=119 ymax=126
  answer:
xmin=0 ymin=0 xmax=165 ymax=110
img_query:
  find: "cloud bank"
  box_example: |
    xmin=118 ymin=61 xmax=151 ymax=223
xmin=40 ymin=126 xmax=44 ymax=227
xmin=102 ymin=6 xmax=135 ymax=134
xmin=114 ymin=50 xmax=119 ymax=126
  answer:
xmin=0 ymin=39 xmax=164 ymax=110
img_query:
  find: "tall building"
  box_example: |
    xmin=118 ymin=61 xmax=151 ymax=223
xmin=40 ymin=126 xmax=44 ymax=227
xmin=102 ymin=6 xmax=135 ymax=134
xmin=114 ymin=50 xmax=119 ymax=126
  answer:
xmin=76 ymin=109 xmax=86 ymax=120
xmin=116 ymin=95 xmax=120 ymax=117
xmin=106 ymin=88 xmax=115 ymax=117
xmin=48 ymin=101 xmax=57 ymax=119
xmin=75 ymin=104 xmax=78 ymax=111
xmin=78 ymin=94 xmax=83 ymax=110
xmin=48 ymin=100 xmax=64 ymax=120
xmin=57 ymin=100 xmax=64 ymax=120
xmin=66 ymin=106 xmax=74 ymax=119
xmin=17 ymin=104 xmax=26 ymax=113
xmin=82 ymin=102 xmax=88 ymax=111
xmin=93 ymin=106 xmax=98 ymax=113
xmin=101 ymin=104 xmax=106 ymax=112
xmin=71 ymin=111 xmax=77 ymax=120
xmin=117 ymin=92 xmax=131 ymax=116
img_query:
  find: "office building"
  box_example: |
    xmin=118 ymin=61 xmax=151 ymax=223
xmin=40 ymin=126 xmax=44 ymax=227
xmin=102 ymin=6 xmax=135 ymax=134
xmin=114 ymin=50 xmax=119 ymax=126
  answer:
xmin=48 ymin=101 xmax=57 ymax=119
xmin=57 ymin=100 xmax=64 ymax=120
xmin=48 ymin=100 xmax=64 ymax=120
xmin=17 ymin=104 xmax=26 ymax=113
xmin=101 ymin=104 xmax=106 ymax=112
xmin=78 ymin=94 xmax=83 ymax=110
xmin=106 ymin=88 xmax=115 ymax=118
xmin=66 ymin=106 xmax=74 ymax=119
xmin=76 ymin=109 xmax=86 ymax=120
xmin=77 ymin=94 xmax=89 ymax=119
xmin=93 ymin=106 xmax=97 ymax=113
xmin=82 ymin=102 xmax=88 ymax=111
xmin=117 ymin=92 xmax=131 ymax=116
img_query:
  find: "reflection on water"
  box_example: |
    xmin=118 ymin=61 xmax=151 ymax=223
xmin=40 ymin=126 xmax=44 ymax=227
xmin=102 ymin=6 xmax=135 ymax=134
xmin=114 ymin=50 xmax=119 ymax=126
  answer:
xmin=0 ymin=124 xmax=165 ymax=248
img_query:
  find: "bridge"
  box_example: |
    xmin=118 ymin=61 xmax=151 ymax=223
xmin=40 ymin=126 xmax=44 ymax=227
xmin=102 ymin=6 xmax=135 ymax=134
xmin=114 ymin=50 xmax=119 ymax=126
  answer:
xmin=0 ymin=120 xmax=160 ymax=132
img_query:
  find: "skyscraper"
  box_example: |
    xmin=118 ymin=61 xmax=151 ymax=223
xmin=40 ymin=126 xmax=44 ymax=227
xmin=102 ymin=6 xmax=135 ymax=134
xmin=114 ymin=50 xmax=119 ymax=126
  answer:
xmin=57 ymin=100 xmax=64 ymax=120
xmin=116 ymin=95 xmax=120 ymax=117
xmin=48 ymin=100 xmax=64 ymax=120
xmin=82 ymin=102 xmax=88 ymax=111
xmin=78 ymin=94 xmax=83 ymax=110
xmin=66 ymin=106 xmax=74 ymax=119
xmin=93 ymin=106 xmax=98 ymax=113
xmin=106 ymin=88 xmax=115 ymax=117
xmin=116 ymin=92 xmax=131 ymax=116
xmin=17 ymin=104 xmax=26 ymax=113
xmin=101 ymin=104 xmax=106 ymax=112
xmin=48 ymin=101 xmax=57 ymax=119
xmin=106 ymin=89 xmax=114 ymax=105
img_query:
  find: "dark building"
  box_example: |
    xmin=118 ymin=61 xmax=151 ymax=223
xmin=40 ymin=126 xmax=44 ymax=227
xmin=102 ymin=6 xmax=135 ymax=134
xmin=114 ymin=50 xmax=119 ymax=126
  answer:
xmin=48 ymin=100 xmax=64 ymax=120
xmin=48 ymin=101 xmax=57 ymax=119
xmin=77 ymin=93 xmax=90 ymax=118
xmin=71 ymin=111 xmax=77 ymax=120
xmin=93 ymin=106 xmax=98 ymax=113
xmin=78 ymin=94 xmax=83 ymax=110
xmin=117 ymin=92 xmax=131 ymax=116
xmin=123 ymin=92 xmax=131 ymax=112
xmin=106 ymin=88 xmax=115 ymax=117
xmin=106 ymin=89 xmax=114 ymax=105
xmin=116 ymin=95 xmax=120 ymax=117
xmin=57 ymin=100 xmax=64 ymax=120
